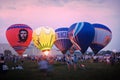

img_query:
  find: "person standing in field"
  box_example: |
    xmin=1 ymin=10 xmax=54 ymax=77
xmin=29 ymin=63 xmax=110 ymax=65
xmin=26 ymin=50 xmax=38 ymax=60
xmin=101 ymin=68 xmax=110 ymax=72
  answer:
xmin=66 ymin=54 xmax=73 ymax=72
xmin=73 ymin=54 xmax=78 ymax=71
xmin=38 ymin=55 xmax=49 ymax=77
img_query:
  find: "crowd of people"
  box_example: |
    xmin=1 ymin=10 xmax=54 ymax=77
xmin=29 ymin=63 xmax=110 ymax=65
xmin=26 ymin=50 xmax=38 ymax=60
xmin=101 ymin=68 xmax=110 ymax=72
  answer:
xmin=0 ymin=54 xmax=24 ymax=74
xmin=0 ymin=51 xmax=120 ymax=75
xmin=0 ymin=55 xmax=8 ymax=74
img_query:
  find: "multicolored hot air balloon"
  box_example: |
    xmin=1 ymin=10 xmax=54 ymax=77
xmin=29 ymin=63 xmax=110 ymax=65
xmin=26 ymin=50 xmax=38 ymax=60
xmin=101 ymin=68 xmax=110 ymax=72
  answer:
xmin=90 ymin=23 xmax=112 ymax=54
xmin=6 ymin=24 xmax=33 ymax=56
xmin=32 ymin=27 xmax=56 ymax=55
xmin=68 ymin=22 xmax=95 ymax=54
xmin=54 ymin=27 xmax=72 ymax=54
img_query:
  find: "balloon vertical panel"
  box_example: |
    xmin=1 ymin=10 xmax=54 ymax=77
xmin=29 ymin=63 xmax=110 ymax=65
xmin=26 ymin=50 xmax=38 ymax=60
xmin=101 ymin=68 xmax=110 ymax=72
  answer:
xmin=6 ymin=24 xmax=33 ymax=56
xmin=93 ymin=28 xmax=112 ymax=46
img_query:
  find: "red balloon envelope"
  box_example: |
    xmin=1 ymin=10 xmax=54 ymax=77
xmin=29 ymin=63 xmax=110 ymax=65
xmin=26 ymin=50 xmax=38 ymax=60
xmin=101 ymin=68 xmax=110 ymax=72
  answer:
xmin=6 ymin=24 xmax=33 ymax=56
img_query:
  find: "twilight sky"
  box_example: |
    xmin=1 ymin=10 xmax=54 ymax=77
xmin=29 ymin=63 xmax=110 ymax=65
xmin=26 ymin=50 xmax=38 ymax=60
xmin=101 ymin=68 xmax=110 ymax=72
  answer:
xmin=0 ymin=0 xmax=120 ymax=51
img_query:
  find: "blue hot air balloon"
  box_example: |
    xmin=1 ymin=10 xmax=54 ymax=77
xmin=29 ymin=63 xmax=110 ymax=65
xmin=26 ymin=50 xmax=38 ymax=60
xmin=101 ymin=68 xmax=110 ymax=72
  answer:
xmin=90 ymin=23 xmax=112 ymax=54
xmin=68 ymin=22 xmax=95 ymax=54
xmin=54 ymin=27 xmax=73 ymax=54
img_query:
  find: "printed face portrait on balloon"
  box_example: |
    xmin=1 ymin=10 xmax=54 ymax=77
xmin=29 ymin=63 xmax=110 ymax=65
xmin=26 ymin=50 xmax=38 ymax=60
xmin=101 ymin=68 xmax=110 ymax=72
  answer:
xmin=18 ymin=29 xmax=28 ymax=42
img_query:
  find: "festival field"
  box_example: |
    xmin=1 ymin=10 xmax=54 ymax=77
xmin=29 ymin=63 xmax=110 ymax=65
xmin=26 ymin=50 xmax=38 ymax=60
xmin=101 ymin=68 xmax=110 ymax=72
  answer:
xmin=0 ymin=60 xmax=120 ymax=80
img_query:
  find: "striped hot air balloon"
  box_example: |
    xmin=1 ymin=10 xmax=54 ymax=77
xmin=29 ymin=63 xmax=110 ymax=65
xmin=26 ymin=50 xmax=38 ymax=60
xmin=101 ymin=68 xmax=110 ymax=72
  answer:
xmin=90 ymin=23 xmax=112 ymax=55
xmin=54 ymin=27 xmax=72 ymax=54
xmin=68 ymin=22 xmax=95 ymax=54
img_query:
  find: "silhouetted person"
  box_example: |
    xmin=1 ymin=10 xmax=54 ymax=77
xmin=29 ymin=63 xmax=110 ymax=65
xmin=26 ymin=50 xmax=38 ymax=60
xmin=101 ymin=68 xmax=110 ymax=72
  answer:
xmin=110 ymin=53 xmax=116 ymax=66
xmin=38 ymin=56 xmax=48 ymax=77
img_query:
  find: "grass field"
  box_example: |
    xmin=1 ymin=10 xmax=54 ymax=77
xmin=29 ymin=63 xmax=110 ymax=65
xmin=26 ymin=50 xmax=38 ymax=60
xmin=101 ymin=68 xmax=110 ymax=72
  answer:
xmin=0 ymin=60 xmax=120 ymax=80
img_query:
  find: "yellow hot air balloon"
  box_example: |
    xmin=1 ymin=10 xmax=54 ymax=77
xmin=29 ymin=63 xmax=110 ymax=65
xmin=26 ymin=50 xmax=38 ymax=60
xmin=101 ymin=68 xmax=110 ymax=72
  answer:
xmin=32 ymin=27 xmax=56 ymax=55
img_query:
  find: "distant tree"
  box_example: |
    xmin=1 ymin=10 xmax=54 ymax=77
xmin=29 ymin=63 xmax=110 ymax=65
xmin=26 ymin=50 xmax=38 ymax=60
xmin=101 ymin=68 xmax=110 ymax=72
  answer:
xmin=105 ymin=50 xmax=112 ymax=54
xmin=98 ymin=50 xmax=112 ymax=55
xmin=4 ymin=50 xmax=12 ymax=56
xmin=98 ymin=51 xmax=106 ymax=55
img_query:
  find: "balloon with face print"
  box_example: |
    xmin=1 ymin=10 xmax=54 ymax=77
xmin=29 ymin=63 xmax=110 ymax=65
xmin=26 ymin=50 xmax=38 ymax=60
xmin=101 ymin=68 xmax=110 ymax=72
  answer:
xmin=6 ymin=24 xmax=33 ymax=56
xmin=90 ymin=23 xmax=112 ymax=54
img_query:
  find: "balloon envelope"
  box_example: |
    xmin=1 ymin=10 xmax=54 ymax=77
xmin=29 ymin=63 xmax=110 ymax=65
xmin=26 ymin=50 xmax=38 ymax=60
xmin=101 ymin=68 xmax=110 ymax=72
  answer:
xmin=32 ymin=27 xmax=56 ymax=52
xmin=90 ymin=23 xmax=112 ymax=54
xmin=68 ymin=22 xmax=95 ymax=54
xmin=6 ymin=24 xmax=33 ymax=56
xmin=54 ymin=27 xmax=72 ymax=54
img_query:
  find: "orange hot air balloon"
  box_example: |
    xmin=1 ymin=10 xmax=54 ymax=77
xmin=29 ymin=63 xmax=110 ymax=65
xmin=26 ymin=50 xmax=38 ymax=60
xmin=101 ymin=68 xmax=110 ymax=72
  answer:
xmin=6 ymin=24 xmax=33 ymax=56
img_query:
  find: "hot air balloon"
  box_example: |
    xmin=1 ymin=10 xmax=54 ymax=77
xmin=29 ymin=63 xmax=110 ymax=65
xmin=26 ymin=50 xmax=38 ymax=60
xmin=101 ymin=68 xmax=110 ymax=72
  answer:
xmin=32 ymin=27 xmax=56 ymax=55
xmin=68 ymin=22 xmax=95 ymax=54
xmin=54 ymin=27 xmax=72 ymax=54
xmin=6 ymin=24 xmax=33 ymax=56
xmin=90 ymin=23 xmax=112 ymax=54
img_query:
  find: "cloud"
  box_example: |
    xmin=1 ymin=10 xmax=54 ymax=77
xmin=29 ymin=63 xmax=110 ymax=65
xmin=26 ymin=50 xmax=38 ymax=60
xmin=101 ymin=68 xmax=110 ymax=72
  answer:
xmin=36 ymin=0 xmax=98 ymax=7
xmin=85 ymin=0 xmax=105 ymax=3
xmin=0 ymin=0 xmax=119 ymax=11
xmin=37 ymin=0 xmax=65 ymax=7
xmin=0 ymin=0 xmax=106 ymax=10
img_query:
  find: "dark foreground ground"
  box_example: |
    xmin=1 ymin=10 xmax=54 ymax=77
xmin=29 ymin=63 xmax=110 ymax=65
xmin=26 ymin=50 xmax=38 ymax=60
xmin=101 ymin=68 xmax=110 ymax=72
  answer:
xmin=0 ymin=60 xmax=120 ymax=80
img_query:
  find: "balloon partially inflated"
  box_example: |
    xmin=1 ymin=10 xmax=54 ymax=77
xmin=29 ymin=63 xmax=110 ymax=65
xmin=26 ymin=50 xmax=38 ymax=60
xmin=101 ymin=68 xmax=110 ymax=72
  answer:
xmin=32 ymin=27 xmax=56 ymax=52
xmin=54 ymin=27 xmax=72 ymax=54
xmin=90 ymin=23 xmax=112 ymax=54
xmin=6 ymin=24 xmax=33 ymax=56
xmin=68 ymin=22 xmax=95 ymax=54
